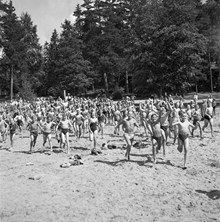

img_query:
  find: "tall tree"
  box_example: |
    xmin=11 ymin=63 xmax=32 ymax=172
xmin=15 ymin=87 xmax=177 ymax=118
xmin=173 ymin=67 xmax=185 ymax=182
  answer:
xmin=43 ymin=29 xmax=60 ymax=96
xmin=0 ymin=1 xmax=43 ymax=99
xmin=132 ymin=0 xmax=208 ymax=96
xmin=0 ymin=0 xmax=26 ymax=99
xmin=44 ymin=21 xmax=94 ymax=96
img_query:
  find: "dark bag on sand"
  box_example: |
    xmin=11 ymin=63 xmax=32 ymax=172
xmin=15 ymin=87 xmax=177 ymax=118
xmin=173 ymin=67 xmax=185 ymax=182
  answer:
xmin=177 ymin=145 xmax=183 ymax=153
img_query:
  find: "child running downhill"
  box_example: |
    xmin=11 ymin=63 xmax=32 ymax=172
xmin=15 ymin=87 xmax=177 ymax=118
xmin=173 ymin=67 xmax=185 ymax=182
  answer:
xmin=26 ymin=116 xmax=42 ymax=153
xmin=116 ymin=111 xmax=139 ymax=161
xmin=173 ymin=113 xmax=195 ymax=169
xmin=41 ymin=116 xmax=56 ymax=152
xmin=8 ymin=118 xmax=17 ymax=152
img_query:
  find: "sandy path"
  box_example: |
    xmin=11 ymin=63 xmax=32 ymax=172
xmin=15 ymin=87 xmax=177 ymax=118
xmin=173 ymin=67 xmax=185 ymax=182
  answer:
xmin=0 ymin=110 xmax=220 ymax=222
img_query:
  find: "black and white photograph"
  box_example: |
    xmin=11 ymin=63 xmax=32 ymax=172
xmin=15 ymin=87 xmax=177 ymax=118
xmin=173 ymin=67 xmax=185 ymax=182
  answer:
xmin=0 ymin=0 xmax=220 ymax=221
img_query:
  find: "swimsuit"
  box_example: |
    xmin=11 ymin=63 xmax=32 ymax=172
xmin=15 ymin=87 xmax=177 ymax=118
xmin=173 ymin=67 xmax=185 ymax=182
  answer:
xmin=90 ymin=122 xmax=97 ymax=132
xmin=178 ymin=133 xmax=188 ymax=143
xmin=17 ymin=119 xmax=23 ymax=126
xmin=61 ymin=128 xmax=69 ymax=135
xmin=9 ymin=123 xmax=17 ymax=135
xmin=161 ymin=125 xmax=169 ymax=132
xmin=204 ymin=114 xmax=212 ymax=121
xmin=31 ymin=131 xmax=38 ymax=138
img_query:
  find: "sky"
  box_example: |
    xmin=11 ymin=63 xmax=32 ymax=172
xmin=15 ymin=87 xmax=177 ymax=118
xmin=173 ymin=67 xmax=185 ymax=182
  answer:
xmin=12 ymin=0 xmax=84 ymax=45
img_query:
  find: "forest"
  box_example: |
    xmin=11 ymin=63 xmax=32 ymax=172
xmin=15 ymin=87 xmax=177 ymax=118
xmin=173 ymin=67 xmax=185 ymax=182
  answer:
xmin=0 ymin=0 xmax=220 ymax=100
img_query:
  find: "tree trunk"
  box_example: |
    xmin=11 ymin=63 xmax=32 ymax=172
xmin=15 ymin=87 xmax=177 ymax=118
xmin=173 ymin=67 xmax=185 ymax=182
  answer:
xmin=104 ymin=73 xmax=109 ymax=97
xmin=195 ymin=82 xmax=198 ymax=94
xmin=125 ymin=71 xmax=129 ymax=93
xmin=10 ymin=64 xmax=13 ymax=101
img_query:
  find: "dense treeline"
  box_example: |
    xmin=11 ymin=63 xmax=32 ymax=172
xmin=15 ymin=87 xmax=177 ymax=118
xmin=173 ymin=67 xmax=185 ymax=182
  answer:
xmin=0 ymin=0 xmax=219 ymax=99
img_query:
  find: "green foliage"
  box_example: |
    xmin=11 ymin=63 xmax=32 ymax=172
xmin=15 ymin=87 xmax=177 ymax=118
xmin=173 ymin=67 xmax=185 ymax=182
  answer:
xmin=43 ymin=21 xmax=94 ymax=96
xmin=1 ymin=0 xmax=219 ymax=98
xmin=0 ymin=1 xmax=43 ymax=100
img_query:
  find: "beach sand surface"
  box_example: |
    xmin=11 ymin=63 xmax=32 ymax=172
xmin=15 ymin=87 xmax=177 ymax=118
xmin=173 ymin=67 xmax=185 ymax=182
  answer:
xmin=0 ymin=109 xmax=220 ymax=222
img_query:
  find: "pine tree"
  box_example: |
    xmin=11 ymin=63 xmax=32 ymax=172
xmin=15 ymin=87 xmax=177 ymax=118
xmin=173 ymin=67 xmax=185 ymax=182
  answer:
xmin=0 ymin=0 xmax=27 ymax=99
xmin=43 ymin=29 xmax=60 ymax=96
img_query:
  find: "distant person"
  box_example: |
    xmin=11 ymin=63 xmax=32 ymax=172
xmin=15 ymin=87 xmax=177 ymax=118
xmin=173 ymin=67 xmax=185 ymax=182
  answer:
xmin=212 ymin=98 xmax=217 ymax=116
xmin=207 ymin=94 xmax=213 ymax=104
xmin=201 ymin=100 xmax=207 ymax=120
xmin=202 ymin=101 xmax=214 ymax=137
xmin=191 ymin=104 xmax=203 ymax=138
xmin=0 ymin=115 xmax=8 ymax=143
xmin=193 ymin=93 xmax=198 ymax=104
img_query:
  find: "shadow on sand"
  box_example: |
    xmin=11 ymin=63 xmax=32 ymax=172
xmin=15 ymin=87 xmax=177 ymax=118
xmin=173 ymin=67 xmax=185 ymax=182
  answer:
xmin=71 ymin=146 xmax=89 ymax=151
xmin=94 ymin=154 xmax=175 ymax=168
xmin=196 ymin=190 xmax=220 ymax=200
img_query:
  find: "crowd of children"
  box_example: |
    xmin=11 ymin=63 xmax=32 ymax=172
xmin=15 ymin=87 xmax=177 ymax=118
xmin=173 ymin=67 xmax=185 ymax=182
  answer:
xmin=0 ymin=93 xmax=217 ymax=169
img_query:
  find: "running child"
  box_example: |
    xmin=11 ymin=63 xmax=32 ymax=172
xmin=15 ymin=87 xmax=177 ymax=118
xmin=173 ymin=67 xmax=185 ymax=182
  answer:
xmin=173 ymin=113 xmax=195 ymax=169
xmin=41 ymin=116 xmax=56 ymax=152
xmin=8 ymin=117 xmax=17 ymax=151
xmin=116 ymin=111 xmax=139 ymax=161
xmin=26 ymin=115 xmax=42 ymax=153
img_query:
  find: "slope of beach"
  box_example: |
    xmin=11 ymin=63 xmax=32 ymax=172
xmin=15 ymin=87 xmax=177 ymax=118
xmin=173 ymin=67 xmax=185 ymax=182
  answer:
xmin=0 ymin=109 xmax=220 ymax=222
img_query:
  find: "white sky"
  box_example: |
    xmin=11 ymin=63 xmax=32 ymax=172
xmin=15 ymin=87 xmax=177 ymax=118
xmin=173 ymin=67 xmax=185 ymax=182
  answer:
xmin=12 ymin=0 xmax=84 ymax=45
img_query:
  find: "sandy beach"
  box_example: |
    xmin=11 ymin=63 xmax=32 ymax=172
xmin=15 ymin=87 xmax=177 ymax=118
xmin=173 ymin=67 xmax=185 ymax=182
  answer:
xmin=0 ymin=109 xmax=220 ymax=222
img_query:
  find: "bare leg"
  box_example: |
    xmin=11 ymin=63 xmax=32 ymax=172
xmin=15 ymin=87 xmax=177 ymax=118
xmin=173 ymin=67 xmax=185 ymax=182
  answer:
xmin=197 ymin=122 xmax=203 ymax=138
xmin=160 ymin=129 xmax=166 ymax=156
xmin=61 ymin=133 xmax=65 ymax=149
xmin=209 ymin=118 xmax=214 ymax=137
xmin=10 ymin=133 xmax=15 ymax=150
xmin=48 ymin=134 xmax=52 ymax=152
xmin=124 ymin=134 xmax=132 ymax=161
xmin=43 ymin=134 xmax=47 ymax=149
xmin=202 ymin=119 xmax=208 ymax=131
xmin=93 ymin=130 xmax=98 ymax=149
xmin=151 ymin=138 xmax=156 ymax=164
xmin=30 ymin=135 xmax=34 ymax=152
xmin=173 ymin=125 xmax=178 ymax=145
xmin=65 ymin=132 xmax=70 ymax=154
xmin=183 ymin=138 xmax=189 ymax=169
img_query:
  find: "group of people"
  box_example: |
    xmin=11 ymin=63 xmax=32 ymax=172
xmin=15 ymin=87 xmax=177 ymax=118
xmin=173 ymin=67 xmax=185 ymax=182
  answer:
xmin=0 ymin=93 xmax=217 ymax=169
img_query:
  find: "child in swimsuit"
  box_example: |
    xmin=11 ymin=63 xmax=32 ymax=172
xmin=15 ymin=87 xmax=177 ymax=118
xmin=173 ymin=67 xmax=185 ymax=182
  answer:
xmin=42 ymin=116 xmax=56 ymax=152
xmin=74 ymin=109 xmax=84 ymax=138
xmin=98 ymin=109 xmax=106 ymax=139
xmin=173 ymin=113 xmax=195 ymax=169
xmin=89 ymin=111 xmax=99 ymax=152
xmin=147 ymin=111 xmax=166 ymax=164
xmin=8 ymin=118 xmax=17 ymax=151
xmin=159 ymin=102 xmax=172 ymax=144
xmin=202 ymin=102 xmax=214 ymax=137
xmin=0 ymin=115 xmax=9 ymax=143
xmin=191 ymin=104 xmax=202 ymax=138
xmin=57 ymin=114 xmax=73 ymax=154
xmin=116 ymin=111 xmax=139 ymax=161
xmin=27 ymin=115 xmax=42 ymax=153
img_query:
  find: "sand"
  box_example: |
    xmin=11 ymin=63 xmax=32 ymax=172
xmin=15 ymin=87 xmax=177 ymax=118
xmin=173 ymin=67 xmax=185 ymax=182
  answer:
xmin=0 ymin=109 xmax=220 ymax=222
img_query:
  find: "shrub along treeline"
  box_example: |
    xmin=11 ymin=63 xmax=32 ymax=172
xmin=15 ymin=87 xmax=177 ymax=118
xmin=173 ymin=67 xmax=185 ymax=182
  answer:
xmin=0 ymin=0 xmax=219 ymax=99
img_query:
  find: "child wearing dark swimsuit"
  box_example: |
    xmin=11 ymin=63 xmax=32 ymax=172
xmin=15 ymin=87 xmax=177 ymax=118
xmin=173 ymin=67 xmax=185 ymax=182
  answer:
xmin=89 ymin=112 xmax=99 ymax=152
xmin=8 ymin=118 xmax=17 ymax=151
xmin=173 ymin=114 xmax=195 ymax=169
